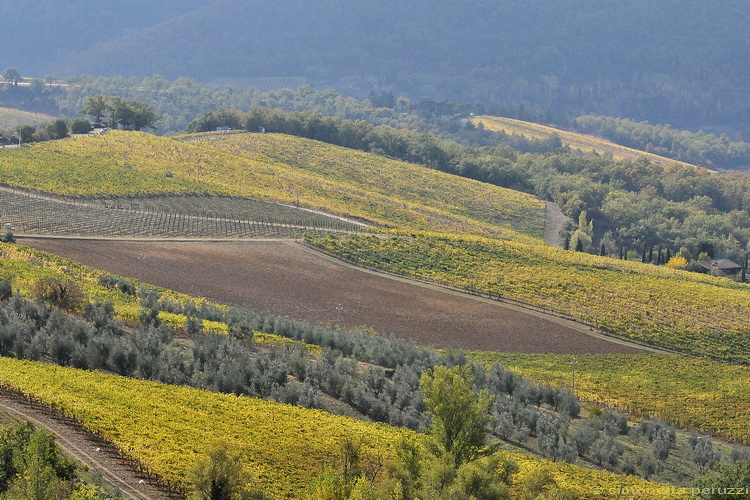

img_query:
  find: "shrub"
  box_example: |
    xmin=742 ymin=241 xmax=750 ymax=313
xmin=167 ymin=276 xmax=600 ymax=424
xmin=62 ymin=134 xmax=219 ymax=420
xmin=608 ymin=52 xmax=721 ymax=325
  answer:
xmin=70 ymin=118 xmax=92 ymax=134
xmin=32 ymin=277 xmax=87 ymax=312
xmin=0 ymin=279 xmax=12 ymax=301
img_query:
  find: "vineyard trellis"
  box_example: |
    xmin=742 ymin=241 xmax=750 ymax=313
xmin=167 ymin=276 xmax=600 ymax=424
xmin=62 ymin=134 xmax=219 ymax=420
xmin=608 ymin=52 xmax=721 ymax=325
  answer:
xmin=0 ymin=189 xmax=365 ymax=239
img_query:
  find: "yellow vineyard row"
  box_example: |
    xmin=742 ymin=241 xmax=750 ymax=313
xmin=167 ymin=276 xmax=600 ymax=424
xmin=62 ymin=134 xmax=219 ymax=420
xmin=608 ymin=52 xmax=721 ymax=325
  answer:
xmin=0 ymin=357 xmax=684 ymax=498
xmin=468 ymin=352 xmax=750 ymax=445
xmin=307 ymin=232 xmax=750 ymax=363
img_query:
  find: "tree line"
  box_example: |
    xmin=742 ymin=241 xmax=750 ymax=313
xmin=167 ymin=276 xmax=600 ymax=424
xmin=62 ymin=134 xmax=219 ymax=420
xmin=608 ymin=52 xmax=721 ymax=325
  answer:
xmin=1 ymin=274 xmax=748 ymax=493
xmin=573 ymin=115 xmax=750 ymax=170
xmin=186 ymin=106 xmax=750 ymax=265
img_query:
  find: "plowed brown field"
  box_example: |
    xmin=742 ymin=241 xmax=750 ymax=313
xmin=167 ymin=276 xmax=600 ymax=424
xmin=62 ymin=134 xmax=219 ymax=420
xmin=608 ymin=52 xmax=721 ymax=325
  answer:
xmin=19 ymin=237 xmax=651 ymax=354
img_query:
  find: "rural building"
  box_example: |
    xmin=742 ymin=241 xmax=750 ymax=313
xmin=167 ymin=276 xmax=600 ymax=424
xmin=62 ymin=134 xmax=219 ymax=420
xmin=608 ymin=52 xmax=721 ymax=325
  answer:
xmin=696 ymin=259 xmax=742 ymax=275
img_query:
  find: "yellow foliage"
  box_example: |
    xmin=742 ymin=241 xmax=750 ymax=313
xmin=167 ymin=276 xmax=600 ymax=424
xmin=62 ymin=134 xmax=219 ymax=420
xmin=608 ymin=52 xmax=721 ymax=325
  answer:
xmin=469 ymin=352 xmax=750 ymax=445
xmin=308 ymin=232 xmax=750 ymax=363
xmin=471 ymin=115 xmax=708 ymax=172
xmin=665 ymin=256 xmax=688 ymax=268
xmin=0 ymin=130 xmax=546 ymax=240
xmin=0 ymin=357 xmax=684 ymax=499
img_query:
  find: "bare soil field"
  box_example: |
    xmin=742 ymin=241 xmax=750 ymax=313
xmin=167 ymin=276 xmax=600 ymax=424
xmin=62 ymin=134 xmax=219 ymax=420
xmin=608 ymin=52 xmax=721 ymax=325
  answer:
xmin=19 ymin=237 xmax=650 ymax=354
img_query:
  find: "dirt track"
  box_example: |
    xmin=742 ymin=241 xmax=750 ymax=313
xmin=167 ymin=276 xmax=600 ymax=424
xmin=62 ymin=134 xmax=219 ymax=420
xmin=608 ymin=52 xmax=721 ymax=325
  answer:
xmin=0 ymin=388 xmax=177 ymax=499
xmin=20 ymin=237 xmax=650 ymax=354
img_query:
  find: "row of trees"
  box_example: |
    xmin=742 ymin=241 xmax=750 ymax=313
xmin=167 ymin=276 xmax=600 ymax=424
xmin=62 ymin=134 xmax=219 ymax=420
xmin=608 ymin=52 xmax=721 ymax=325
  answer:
xmin=3 ymin=276 xmax=747 ymax=490
xmin=2 ymin=93 xmax=160 ymax=144
xmin=3 ymin=117 xmax=93 ymax=144
xmin=78 ymin=94 xmax=160 ymax=131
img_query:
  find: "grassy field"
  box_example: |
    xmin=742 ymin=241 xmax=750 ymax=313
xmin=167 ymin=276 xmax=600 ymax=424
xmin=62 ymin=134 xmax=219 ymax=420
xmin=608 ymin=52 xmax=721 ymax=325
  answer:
xmin=0 ymin=107 xmax=57 ymax=130
xmin=0 ymin=130 xmax=546 ymax=240
xmin=307 ymin=232 xmax=750 ymax=363
xmin=471 ymin=115 xmax=707 ymax=171
xmin=468 ymin=352 xmax=750 ymax=445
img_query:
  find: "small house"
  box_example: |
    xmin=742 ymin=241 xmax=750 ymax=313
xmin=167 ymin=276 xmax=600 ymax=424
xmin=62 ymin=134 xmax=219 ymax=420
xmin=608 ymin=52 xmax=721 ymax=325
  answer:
xmin=696 ymin=259 xmax=742 ymax=275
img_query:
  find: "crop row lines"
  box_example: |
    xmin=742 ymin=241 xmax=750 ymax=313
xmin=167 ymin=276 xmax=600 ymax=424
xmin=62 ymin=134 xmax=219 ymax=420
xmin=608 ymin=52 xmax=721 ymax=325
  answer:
xmin=0 ymin=190 xmax=362 ymax=239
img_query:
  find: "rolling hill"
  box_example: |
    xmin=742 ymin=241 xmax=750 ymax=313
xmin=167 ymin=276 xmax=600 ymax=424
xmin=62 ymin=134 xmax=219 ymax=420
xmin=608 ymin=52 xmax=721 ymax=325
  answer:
xmin=0 ymin=357 xmax=687 ymax=498
xmin=471 ymin=116 xmax=710 ymax=171
xmin=0 ymin=130 xmax=547 ymax=239
xmin=1 ymin=128 xmax=749 ymax=495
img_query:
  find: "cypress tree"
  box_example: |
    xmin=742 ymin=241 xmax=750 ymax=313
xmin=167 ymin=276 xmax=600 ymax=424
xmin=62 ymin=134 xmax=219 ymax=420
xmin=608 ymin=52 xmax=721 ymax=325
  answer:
xmin=600 ymin=243 xmax=606 ymax=256
xmin=641 ymin=247 xmax=647 ymax=263
xmin=648 ymin=245 xmax=654 ymax=263
xmin=575 ymin=238 xmax=584 ymax=252
xmin=619 ymin=245 xmax=624 ymax=260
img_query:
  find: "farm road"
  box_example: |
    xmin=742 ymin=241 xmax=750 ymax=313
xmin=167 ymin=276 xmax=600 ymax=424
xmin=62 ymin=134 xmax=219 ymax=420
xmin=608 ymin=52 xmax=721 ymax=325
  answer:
xmin=0 ymin=388 xmax=174 ymax=499
xmin=20 ymin=237 xmax=651 ymax=354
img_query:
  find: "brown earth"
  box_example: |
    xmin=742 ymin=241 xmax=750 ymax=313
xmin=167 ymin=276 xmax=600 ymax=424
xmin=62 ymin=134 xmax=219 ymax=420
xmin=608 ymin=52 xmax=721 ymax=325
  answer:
xmin=19 ymin=237 xmax=651 ymax=355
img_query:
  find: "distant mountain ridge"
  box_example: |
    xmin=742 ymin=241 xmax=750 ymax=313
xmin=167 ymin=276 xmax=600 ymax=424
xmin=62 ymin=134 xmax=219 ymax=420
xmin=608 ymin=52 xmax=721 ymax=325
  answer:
xmin=4 ymin=0 xmax=750 ymax=134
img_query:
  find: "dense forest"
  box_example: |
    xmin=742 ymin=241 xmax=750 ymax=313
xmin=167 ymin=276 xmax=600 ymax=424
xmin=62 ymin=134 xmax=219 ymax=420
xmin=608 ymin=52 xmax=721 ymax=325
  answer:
xmin=2 ymin=0 xmax=750 ymax=136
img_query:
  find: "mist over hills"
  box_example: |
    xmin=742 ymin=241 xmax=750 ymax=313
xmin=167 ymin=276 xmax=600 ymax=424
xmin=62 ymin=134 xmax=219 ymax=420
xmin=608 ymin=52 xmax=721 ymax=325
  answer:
xmin=3 ymin=0 xmax=750 ymax=134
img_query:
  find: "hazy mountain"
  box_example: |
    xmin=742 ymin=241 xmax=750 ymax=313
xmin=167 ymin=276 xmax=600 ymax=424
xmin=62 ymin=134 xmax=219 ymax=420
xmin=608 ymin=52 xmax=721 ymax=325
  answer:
xmin=4 ymin=0 xmax=750 ymax=133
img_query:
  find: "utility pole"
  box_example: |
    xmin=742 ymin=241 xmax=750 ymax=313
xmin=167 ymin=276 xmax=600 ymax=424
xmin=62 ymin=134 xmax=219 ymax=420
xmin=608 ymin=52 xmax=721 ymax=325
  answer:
xmin=336 ymin=303 xmax=343 ymax=323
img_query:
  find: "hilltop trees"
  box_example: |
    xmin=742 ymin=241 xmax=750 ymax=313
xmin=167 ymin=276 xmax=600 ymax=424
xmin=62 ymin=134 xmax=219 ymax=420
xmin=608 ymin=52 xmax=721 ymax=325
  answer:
xmin=79 ymin=94 xmax=108 ymax=124
xmin=2 ymin=67 xmax=21 ymax=86
xmin=79 ymin=94 xmax=160 ymax=131
xmin=106 ymin=97 xmax=160 ymax=131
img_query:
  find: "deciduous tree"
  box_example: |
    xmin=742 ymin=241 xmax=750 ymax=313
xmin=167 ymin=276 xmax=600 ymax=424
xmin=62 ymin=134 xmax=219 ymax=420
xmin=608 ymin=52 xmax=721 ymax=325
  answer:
xmin=79 ymin=94 xmax=108 ymax=123
xmin=420 ymin=365 xmax=494 ymax=466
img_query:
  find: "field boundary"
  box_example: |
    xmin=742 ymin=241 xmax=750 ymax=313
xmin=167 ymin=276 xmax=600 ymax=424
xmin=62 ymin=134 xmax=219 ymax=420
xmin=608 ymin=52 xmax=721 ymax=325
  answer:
xmin=298 ymin=241 xmax=678 ymax=356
